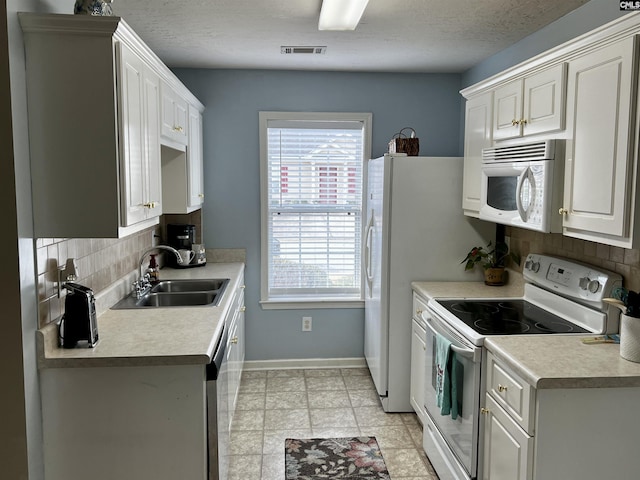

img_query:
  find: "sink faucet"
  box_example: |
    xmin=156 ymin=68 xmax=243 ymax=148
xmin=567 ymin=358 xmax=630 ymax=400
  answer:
xmin=133 ymin=245 xmax=184 ymax=298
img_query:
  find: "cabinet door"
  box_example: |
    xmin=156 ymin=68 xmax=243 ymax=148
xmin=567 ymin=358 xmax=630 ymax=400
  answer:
xmin=562 ymin=37 xmax=637 ymax=239
xmin=187 ymin=105 xmax=205 ymax=208
xmin=522 ymin=63 xmax=566 ymax=137
xmin=227 ymin=313 xmax=239 ymax=425
xmin=143 ymin=65 xmax=162 ymax=217
xmin=483 ymin=394 xmax=533 ymax=480
xmin=118 ymin=42 xmax=147 ymax=226
xmin=161 ymin=82 xmax=189 ymax=145
xmin=410 ymin=318 xmax=426 ymax=423
xmin=462 ymin=92 xmax=493 ymax=217
xmin=493 ymin=80 xmax=523 ymax=140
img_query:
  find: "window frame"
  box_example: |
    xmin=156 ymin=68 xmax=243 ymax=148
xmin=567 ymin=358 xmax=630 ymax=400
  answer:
xmin=259 ymin=111 xmax=372 ymax=309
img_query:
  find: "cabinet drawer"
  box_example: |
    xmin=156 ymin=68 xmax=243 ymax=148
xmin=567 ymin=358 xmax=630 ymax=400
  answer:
xmin=412 ymin=292 xmax=429 ymax=323
xmin=486 ymin=352 xmax=535 ymax=434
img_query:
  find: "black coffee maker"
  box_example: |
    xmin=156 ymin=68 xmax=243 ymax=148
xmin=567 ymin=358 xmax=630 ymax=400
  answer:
xmin=167 ymin=224 xmax=196 ymax=267
xmin=58 ymin=283 xmax=99 ymax=348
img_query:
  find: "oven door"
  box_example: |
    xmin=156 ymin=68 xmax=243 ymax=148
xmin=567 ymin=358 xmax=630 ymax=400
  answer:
xmin=422 ymin=309 xmax=482 ymax=479
xmin=479 ymin=160 xmax=553 ymax=232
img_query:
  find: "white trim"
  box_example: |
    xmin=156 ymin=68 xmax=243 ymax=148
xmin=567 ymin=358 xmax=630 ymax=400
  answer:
xmin=260 ymin=299 xmax=364 ymax=310
xmin=244 ymin=357 xmax=367 ymax=371
xmin=18 ymin=12 xmax=204 ymax=110
xmin=259 ymin=111 xmax=372 ymax=306
xmin=461 ymin=12 xmax=640 ymax=98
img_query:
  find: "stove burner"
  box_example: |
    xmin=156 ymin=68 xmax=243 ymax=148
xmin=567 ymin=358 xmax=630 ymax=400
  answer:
xmin=534 ymin=321 xmax=575 ymax=333
xmin=436 ymin=299 xmax=591 ymax=336
xmin=450 ymin=302 xmax=500 ymax=316
xmin=473 ymin=318 xmax=531 ymax=334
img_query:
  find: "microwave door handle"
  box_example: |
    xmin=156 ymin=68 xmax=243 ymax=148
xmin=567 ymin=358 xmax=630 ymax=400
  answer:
xmin=421 ymin=312 xmax=478 ymax=361
xmin=516 ymin=166 xmax=533 ymax=222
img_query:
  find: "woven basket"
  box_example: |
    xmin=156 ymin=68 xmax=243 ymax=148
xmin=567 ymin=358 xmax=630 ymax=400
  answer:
xmin=620 ymin=314 xmax=640 ymax=362
xmin=388 ymin=127 xmax=420 ymax=156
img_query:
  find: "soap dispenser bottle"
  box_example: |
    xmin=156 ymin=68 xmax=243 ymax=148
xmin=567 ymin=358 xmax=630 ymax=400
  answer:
xmin=147 ymin=254 xmax=159 ymax=284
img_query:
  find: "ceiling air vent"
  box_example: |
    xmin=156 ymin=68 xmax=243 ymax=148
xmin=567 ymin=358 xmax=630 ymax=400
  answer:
xmin=281 ymin=46 xmax=327 ymax=55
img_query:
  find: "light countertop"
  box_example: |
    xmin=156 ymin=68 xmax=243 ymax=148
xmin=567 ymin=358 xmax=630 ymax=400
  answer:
xmin=411 ymin=270 xmax=524 ymax=301
xmin=37 ymin=262 xmax=244 ymax=369
xmin=485 ymin=335 xmax=640 ymax=389
xmin=412 ymin=272 xmax=640 ymax=390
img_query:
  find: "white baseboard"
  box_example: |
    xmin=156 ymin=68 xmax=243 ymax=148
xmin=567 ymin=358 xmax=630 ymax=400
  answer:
xmin=244 ymin=357 xmax=367 ymax=371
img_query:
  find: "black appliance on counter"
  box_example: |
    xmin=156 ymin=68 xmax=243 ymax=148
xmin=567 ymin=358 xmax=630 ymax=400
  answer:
xmin=59 ymin=283 xmax=99 ymax=348
xmin=166 ymin=223 xmax=198 ymax=268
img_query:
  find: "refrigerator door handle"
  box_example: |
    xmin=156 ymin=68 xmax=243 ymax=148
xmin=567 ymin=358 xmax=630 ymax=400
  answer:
xmin=364 ymin=211 xmax=374 ymax=294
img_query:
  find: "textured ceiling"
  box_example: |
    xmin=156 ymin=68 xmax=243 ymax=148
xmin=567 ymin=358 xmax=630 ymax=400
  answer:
xmin=111 ymin=0 xmax=590 ymax=73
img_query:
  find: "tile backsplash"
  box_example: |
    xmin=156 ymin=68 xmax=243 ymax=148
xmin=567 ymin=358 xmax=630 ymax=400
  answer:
xmin=36 ymin=212 xmax=205 ymax=328
xmin=36 ymin=226 xmax=160 ymax=328
xmin=507 ymin=227 xmax=640 ymax=292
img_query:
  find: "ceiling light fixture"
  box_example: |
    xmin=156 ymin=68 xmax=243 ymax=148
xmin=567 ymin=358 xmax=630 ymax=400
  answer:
xmin=318 ymin=0 xmax=370 ymax=31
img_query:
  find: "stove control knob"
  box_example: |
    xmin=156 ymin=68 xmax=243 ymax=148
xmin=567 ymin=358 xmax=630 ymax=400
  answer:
xmin=579 ymin=277 xmax=589 ymax=290
xmin=588 ymin=280 xmax=601 ymax=294
xmin=525 ymin=259 xmax=533 ymax=270
xmin=531 ymin=261 xmax=541 ymax=273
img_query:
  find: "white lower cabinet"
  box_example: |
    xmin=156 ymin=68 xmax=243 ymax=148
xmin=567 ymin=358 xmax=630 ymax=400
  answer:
xmin=482 ymin=394 xmax=533 ymax=480
xmin=410 ymin=292 xmax=428 ymax=423
xmin=482 ymin=350 xmax=640 ymax=480
xmin=40 ymin=365 xmax=207 ymax=480
xmin=226 ymin=275 xmax=245 ymax=429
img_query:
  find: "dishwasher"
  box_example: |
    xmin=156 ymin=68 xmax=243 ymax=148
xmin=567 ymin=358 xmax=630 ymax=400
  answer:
xmin=206 ymin=324 xmax=229 ymax=480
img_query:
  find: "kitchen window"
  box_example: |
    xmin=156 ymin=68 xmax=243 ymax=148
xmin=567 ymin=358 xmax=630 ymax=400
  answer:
xmin=259 ymin=112 xmax=372 ymax=308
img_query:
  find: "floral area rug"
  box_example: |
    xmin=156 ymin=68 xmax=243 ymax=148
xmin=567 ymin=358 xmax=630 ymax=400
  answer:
xmin=285 ymin=437 xmax=390 ymax=480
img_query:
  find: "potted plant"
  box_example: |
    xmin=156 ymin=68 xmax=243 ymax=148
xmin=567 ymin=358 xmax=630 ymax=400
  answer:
xmin=461 ymin=241 xmax=520 ymax=286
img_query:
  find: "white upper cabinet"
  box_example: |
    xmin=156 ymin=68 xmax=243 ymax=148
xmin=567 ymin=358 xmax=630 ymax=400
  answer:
xmin=118 ymin=43 xmax=162 ymax=226
xmin=493 ymin=63 xmax=566 ymax=141
xmin=561 ymin=36 xmax=638 ymax=247
xmin=161 ymin=103 xmax=204 ymax=214
xmin=462 ymin=92 xmax=493 ymax=217
xmin=161 ymin=81 xmax=189 ymax=146
xmin=18 ymin=13 xmax=203 ymax=238
xmin=187 ymin=104 xmax=205 ymax=209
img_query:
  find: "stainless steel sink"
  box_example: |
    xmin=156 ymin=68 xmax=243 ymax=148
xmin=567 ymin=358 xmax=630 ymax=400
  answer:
xmin=150 ymin=279 xmax=227 ymax=293
xmin=111 ymin=278 xmax=229 ymax=309
xmin=136 ymin=291 xmax=219 ymax=307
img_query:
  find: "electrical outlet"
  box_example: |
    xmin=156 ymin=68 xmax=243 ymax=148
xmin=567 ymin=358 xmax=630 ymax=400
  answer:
xmin=302 ymin=316 xmax=312 ymax=331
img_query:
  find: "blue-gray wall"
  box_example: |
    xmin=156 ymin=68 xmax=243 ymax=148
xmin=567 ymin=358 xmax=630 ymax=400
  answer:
xmin=175 ymin=0 xmax=624 ymax=362
xmin=174 ymin=69 xmax=463 ymax=361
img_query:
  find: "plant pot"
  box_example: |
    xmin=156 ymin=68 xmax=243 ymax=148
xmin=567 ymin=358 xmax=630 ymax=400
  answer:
xmin=620 ymin=313 xmax=640 ymax=363
xmin=484 ymin=267 xmax=506 ymax=286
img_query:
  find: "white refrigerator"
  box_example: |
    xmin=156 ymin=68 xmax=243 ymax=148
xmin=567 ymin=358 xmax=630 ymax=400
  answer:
xmin=363 ymin=154 xmax=493 ymax=412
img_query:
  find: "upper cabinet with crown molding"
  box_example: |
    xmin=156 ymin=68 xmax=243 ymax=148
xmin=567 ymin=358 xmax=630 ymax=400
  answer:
xmin=559 ymin=36 xmax=639 ymax=248
xmin=461 ymin=13 xmax=640 ymax=248
xmin=18 ymin=13 xmax=204 ymax=238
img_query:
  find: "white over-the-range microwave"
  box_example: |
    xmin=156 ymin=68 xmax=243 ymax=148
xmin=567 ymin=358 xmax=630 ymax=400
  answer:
xmin=479 ymin=139 xmax=564 ymax=233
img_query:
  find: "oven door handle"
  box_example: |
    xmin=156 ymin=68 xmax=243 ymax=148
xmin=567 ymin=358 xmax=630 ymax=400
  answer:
xmin=422 ymin=312 xmax=480 ymax=362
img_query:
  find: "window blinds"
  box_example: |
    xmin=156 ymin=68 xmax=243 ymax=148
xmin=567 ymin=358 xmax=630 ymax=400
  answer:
xmin=266 ymin=123 xmax=364 ymax=298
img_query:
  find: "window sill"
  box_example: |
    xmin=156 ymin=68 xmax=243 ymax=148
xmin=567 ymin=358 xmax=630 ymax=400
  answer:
xmin=260 ymin=299 xmax=364 ymax=310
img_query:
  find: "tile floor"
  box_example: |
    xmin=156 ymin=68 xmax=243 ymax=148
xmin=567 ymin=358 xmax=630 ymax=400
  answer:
xmin=228 ymin=367 xmax=439 ymax=480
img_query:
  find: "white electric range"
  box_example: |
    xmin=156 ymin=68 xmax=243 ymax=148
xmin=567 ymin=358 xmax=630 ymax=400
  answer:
xmin=421 ymin=253 xmax=622 ymax=480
